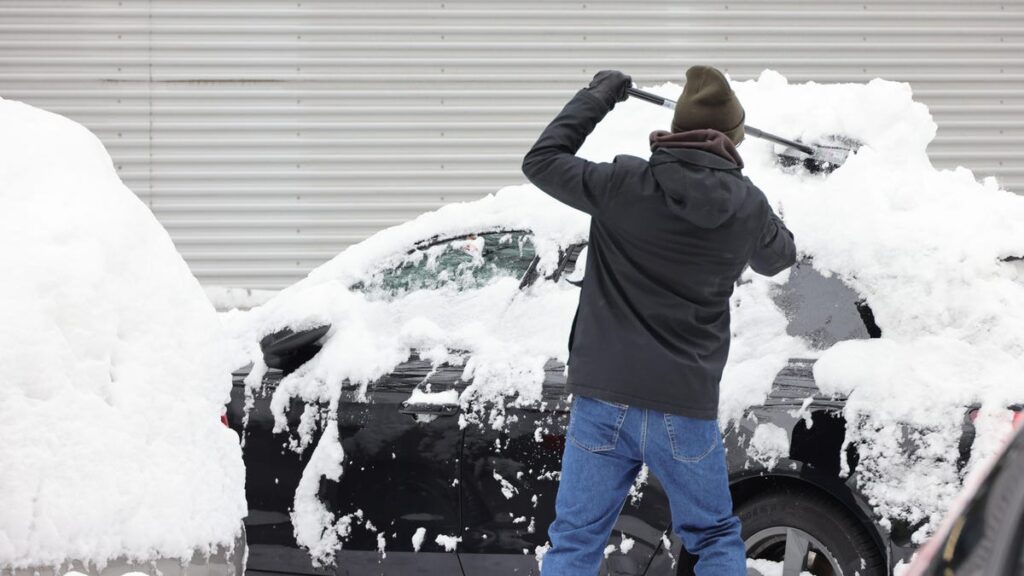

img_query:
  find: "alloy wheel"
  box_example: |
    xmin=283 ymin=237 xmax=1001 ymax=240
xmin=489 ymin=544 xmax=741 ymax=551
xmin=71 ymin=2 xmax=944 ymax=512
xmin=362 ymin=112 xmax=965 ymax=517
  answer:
xmin=745 ymin=526 xmax=844 ymax=576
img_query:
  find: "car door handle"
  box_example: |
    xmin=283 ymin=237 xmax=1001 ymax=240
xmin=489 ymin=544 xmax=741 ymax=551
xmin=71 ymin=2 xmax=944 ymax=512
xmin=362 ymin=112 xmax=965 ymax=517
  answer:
xmin=399 ymin=403 xmax=459 ymax=417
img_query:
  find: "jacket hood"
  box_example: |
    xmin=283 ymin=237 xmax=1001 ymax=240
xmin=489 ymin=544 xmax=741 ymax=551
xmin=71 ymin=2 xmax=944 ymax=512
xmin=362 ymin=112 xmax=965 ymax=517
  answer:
xmin=649 ymin=130 xmax=749 ymax=229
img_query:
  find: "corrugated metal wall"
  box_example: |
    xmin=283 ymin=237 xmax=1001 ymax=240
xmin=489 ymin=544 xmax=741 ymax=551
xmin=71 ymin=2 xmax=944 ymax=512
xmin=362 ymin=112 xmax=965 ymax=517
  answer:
xmin=2 ymin=0 xmax=1021 ymax=289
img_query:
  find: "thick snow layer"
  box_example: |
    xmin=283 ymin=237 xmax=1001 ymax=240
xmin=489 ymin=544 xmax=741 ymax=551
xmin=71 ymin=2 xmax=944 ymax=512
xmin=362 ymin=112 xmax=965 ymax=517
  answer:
xmin=0 ymin=100 xmax=247 ymax=568
xmin=226 ymin=71 xmax=1024 ymax=559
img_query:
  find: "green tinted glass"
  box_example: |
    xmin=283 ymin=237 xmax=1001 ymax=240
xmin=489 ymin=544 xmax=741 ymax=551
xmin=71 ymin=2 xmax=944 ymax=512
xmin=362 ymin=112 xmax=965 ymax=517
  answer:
xmin=365 ymin=231 xmax=535 ymax=298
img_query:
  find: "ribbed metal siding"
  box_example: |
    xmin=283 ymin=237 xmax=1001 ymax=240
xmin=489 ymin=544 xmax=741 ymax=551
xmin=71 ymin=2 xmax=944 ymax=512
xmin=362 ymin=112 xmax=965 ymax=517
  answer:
xmin=2 ymin=1 xmax=1021 ymax=288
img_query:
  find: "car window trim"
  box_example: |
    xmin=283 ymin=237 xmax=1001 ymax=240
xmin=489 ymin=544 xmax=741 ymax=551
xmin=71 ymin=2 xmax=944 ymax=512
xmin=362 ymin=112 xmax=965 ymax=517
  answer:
xmin=406 ymin=228 xmax=532 ymax=255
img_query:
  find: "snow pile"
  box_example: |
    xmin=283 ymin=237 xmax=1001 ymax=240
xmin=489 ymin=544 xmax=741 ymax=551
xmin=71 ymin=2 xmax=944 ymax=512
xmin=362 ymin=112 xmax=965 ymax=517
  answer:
xmin=229 ymin=71 xmax=1024 ymax=557
xmin=0 ymin=100 xmax=246 ymax=569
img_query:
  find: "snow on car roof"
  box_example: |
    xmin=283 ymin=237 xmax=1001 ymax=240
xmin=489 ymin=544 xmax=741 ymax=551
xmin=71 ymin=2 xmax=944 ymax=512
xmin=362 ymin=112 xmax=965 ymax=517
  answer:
xmin=243 ymin=70 xmax=1023 ymax=557
xmin=0 ymin=99 xmax=247 ymax=569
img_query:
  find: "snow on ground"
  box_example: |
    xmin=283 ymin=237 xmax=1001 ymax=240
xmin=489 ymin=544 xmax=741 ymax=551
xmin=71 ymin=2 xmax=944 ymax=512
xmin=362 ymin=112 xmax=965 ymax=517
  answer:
xmin=225 ymin=71 xmax=1024 ymax=559
xmin=0 ymin=99 xmax=247 ymax=569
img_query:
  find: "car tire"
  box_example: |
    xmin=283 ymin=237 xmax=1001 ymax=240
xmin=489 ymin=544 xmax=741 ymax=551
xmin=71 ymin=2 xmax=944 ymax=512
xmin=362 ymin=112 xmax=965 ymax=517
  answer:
xmin=736 ymin=488 xmax=886 ymax=576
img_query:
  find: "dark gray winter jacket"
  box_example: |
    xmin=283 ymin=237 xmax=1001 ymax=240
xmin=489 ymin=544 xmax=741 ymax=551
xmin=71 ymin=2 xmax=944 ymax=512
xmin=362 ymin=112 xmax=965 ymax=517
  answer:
xmin=522 ymin=89 xmax=796 ymax=420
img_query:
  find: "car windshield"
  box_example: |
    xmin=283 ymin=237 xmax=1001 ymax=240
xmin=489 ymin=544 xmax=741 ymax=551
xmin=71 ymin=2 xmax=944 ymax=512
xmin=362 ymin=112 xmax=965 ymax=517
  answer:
xmin=360 ymin=230 xmax=536 ymax=298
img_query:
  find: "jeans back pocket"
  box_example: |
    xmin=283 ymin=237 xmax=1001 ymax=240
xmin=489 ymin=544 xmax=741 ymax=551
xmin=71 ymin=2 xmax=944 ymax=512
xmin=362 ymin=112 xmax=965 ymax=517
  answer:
xmin=664 ymin=413 xmax=720 ymax=462
xmin=568 ymin=396 xmax=628 ymax=453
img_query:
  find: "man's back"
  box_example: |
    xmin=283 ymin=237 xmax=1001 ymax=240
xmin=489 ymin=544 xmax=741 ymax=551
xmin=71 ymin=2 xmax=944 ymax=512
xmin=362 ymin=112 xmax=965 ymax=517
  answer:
xmin=523 ymin=91 xmax=795 ymax=419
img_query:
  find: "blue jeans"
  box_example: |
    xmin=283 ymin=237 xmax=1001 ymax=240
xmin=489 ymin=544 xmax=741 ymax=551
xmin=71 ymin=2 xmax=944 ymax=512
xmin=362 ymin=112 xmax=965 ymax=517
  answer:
xmin=541 ymin=395 xmax=746 ymax=576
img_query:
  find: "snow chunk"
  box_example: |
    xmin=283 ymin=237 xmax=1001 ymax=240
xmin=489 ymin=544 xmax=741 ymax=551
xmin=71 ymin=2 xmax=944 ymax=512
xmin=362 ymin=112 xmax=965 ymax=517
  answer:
xmin=619 ymin=535 xmax=635 ymax=554
xmin=535 ymin=542 xmax=550 ymax=568
xmin=407 ymin=388 xmax=459 ymax=405
xmin=292 ymin=421 xmax=346 ymax=560
xmin=434 ymin=534 xmax=461 ymax=552
xmin=748 ymin=423 xmax=790 ymax=470
xmin=411 ymin=527 xmax=427 ymax=552
xmin=628 ymin=464 xmax=649 ymax=506
xmin=0 ymin=99 xmax=246 ymax=569
xmin=493 ymin=471 xmax=519 ymax=500
xmin=747 ymin=558 xmax=814 ymax=576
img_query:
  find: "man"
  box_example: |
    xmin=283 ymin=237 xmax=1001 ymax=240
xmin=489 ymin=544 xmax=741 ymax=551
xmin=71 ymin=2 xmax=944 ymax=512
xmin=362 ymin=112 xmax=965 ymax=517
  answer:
xmin=521 ymin=66 xmax=796 ymax=575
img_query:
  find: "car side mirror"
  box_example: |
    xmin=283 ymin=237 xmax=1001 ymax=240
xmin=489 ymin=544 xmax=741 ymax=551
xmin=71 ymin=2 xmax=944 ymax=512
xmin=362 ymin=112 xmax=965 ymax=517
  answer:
xmin=260 ymin=324 xmax=331 ymax=374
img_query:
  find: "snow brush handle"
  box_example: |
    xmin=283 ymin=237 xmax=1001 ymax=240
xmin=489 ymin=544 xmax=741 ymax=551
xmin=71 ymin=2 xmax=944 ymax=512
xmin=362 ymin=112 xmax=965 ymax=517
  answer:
xmin=626 ymin=87 xmax=676 ymax=109
xmin=626 ymin=87 xmax=814 ymax=157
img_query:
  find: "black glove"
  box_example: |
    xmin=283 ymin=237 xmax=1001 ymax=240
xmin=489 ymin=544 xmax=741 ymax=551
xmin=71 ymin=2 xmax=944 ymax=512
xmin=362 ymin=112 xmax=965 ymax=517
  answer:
xmin=586 ymin=70 xmax=633 ymax=108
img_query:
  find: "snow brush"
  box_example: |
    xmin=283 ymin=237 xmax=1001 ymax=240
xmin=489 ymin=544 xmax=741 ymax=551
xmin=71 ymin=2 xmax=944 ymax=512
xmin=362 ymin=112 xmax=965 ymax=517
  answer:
xmin=626 ymin=87 xmax=858 ymax=174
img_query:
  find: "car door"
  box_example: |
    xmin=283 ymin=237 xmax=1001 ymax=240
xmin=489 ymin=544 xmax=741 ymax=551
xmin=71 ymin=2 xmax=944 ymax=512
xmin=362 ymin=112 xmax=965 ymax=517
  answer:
xmin=458 ymin=359 xmax=570 ymax=575
xmin=458 ymin=244 xmax=670 ymax=576
xmin=235 ymin=228 xmax=539 ymax=574
xmin=326 ymin=355 xmax=466 ymax=575
xmin=325 ymin=229 xmax=541 ymax=574
xmin=230 ymin=370 xmax=335 ymax=576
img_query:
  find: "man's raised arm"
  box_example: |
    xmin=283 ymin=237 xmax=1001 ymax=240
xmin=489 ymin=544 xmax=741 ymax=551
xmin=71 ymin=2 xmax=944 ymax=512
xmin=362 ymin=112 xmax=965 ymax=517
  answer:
xmin=521 ymin=70 xmax=632 ymax=216
xmin=749 ymin=207 xmax=797 ymax=276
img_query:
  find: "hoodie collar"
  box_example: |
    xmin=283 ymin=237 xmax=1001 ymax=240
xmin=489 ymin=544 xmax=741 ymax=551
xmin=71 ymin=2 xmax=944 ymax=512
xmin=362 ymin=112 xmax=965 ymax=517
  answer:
xmin=649 ymin=129 xmax=744 ymax=169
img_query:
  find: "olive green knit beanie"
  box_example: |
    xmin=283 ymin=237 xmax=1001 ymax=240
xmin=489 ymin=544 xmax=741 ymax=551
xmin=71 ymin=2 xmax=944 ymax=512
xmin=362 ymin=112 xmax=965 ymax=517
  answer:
xmin=671 ymin=65 xmax=746 ymax=145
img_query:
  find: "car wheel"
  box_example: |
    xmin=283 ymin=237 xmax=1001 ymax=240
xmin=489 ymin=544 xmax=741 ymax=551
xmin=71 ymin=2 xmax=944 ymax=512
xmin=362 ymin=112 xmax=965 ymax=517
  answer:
xmin=737 ymin=489 xmax=886 ymax=576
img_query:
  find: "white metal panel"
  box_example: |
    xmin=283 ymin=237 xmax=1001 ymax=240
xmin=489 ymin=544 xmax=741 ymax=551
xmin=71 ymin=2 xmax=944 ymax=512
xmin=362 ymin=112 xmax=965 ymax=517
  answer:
xmin=1 ymin=0 xmax=1021 ymax=288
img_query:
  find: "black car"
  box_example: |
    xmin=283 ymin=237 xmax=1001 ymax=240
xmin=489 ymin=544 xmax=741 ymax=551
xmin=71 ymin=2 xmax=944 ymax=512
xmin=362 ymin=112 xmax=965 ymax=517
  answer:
xmin=227 ymin=221 xmax=993 ymax=576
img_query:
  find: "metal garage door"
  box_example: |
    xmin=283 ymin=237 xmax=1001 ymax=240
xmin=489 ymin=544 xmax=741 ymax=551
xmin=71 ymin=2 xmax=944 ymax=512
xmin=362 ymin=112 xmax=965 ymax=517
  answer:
xmin=2 ymin=0 xmax=1021 ymax=288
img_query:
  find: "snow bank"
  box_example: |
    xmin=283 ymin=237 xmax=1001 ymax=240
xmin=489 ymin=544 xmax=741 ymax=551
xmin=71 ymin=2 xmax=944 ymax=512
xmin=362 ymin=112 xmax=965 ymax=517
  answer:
xmin=228 ymin=71 xmax=1024 ymax=558
xmin=0 ymin=99 xmax=246 ymax=569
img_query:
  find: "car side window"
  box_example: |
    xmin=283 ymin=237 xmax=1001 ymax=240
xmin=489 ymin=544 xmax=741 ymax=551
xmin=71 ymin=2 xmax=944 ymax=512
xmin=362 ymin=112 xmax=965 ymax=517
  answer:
xmin=364 ymin=231 xmax=536 ymax=298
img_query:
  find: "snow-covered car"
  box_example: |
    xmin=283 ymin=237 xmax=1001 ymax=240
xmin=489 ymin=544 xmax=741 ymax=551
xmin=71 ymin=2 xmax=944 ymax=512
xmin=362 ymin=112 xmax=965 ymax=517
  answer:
xmin=226 ymin=233 xmax=881 ymax=576
xmin=223 ymin=73 xmax=1024 ymax=576
xmin=0 ymin=101 xmax=247 ymax=572
xmin=229 ymin=224 xmax=1019 ymax=576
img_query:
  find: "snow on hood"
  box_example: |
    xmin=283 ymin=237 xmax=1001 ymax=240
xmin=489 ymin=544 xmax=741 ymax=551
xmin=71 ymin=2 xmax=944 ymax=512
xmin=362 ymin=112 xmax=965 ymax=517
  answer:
xmin=0 ymin=100 xmax=247 ymax=569
xmin=230 ymin=70 xmax=1024 ymax=559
